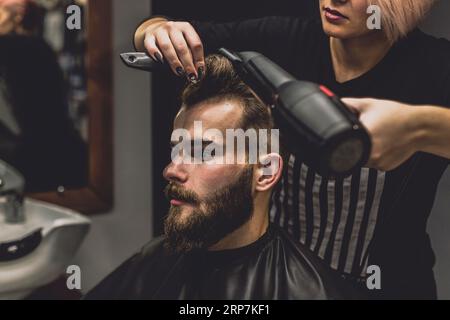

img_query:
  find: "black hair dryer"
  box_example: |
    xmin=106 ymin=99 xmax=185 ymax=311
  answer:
xmin=218 ymin=48 xmax=371 ymax=178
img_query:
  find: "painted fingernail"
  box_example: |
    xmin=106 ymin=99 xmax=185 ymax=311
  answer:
xmin=197 ymin=66 xmax=204 ymax=80
xmin=155 ymin=52 xmax=164 ymax=63
xmin=188 ymin=73 xmax=198 ymax=83
xmin=176 ymin=67 xmax=185 ymax=76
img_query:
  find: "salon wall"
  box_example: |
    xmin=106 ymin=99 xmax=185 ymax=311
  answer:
xmin=421 ymin=0 xmax=450 ymax=300
xmin=72 ymin=0 xmax=152 ymax=293
xmin=429 ymin=170 xmax=450 ymax=300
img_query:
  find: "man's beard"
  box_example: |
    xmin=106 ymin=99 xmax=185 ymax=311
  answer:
xmin=163 ymin=167 xmax=254 ymax=254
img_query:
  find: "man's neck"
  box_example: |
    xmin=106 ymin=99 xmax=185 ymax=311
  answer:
xmin=208 ymin=208 xmax=269 ymax=251
xmin=330 ymin=31 xmax=392 ymax=83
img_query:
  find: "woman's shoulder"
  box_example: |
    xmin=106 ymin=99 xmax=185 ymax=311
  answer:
xmin=412 ymin=31 xmax=450 ymax=104
xmin=411 ymin=30 xmax=450 ymax=72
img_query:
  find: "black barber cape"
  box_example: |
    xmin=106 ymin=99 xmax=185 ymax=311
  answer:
xmin=85 ymin=224 xmax=358 ymax=300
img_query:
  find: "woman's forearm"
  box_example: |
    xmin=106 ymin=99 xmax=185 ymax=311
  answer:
xmin=342 ymin=98 xmax=450 ymax=171
xmin=416 ymin=105 xmax=450 ymax=159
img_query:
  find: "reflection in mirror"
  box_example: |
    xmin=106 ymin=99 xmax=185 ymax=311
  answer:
xmin=0 ymin=0 xmax=88 ymax=193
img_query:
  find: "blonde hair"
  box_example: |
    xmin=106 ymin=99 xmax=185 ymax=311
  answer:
xmin=369 ymin=0 xmax=437 ymax=43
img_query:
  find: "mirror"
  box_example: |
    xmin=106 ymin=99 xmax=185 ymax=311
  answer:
xmin=0 ymin=0 xmax=113 ymax=214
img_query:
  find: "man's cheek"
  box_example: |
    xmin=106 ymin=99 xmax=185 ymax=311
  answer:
xmin=196 ymin=168 xmax=230 ymax=190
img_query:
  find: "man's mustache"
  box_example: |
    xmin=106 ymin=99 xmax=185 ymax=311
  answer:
xmin=164 ymin=183 xmax=200 ymax=204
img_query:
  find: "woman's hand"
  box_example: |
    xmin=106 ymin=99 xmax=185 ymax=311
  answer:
xmin=342 ymin=98 xmax=425 ymax=171
xmin=136 ymin=18 xmax=205 ymax=82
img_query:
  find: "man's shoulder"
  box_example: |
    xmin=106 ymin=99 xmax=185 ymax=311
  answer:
xmin=139 ymin=236 xmax=166 ymax=257
xmin=84 ymin=236 xmax=170 ymax=299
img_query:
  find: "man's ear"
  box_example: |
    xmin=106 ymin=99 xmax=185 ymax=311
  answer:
xmin=255 ymin=153 xmax=283 ymax=192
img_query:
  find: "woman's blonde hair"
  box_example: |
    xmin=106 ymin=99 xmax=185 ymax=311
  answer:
xmin=369 ymin=0 xmax=437 ymax=43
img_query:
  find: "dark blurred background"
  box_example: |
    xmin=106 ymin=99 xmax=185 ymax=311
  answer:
xmin=0 ymin=0 xmax=88 ymax=192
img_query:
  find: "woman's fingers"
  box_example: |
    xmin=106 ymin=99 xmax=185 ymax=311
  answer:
xmin=144 ymin=34 xmax=163 ymax=63
xmin=169 ymin=29 xmax=197 ymax=81
xmin=181 ymin=22 xmax=205 ymax=79
xmin=143 ymin=21 xmax=205 ymax=80
xmin=342 ymin=98 xmax=374 ymax=114
xmin=155 ymin=28 xmax=185 ymax=76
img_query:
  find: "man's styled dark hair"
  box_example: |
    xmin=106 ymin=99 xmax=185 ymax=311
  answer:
xmin=181 ymin=54 xmax=274 ymax=132
xmin=20 ymin=0 xmax=45 ymax=35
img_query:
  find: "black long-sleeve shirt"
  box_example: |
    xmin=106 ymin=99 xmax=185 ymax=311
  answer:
xmin=186 ymin=17 xmax=450 ymax=299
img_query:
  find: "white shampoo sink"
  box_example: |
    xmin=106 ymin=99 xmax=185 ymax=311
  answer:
xmin=0 ymin=198 xmax=90 ymax=299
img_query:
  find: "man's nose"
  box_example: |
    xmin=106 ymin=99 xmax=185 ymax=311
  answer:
xmin=163 ymin=162 xmax=188 ymax=184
